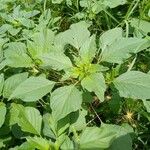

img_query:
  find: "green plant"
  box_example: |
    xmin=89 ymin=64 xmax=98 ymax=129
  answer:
xmin=0 ymin=0 xmax=150 ymax=149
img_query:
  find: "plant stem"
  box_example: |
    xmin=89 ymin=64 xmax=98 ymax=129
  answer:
xmin=103 ymin=9 xmax=120 ymax=24
xmin=44 ymin=0 xmax=47 ymax=12
xmin=76 ymin=0 xmax=79 ymax=12
xmin=90 ymin=104 xmax=102 ymax=123
xmin=125 ymin=0 xmax=140 ymax=21
xmin=125 ymin=20 xmax=129 ymax=38
xmin=127 ymin=56 xmax=137 ymax=72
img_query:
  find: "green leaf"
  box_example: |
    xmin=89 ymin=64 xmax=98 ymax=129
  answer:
xmin=103 ymin=0 xmax=127 ymax=8
xmin=55 ymin=21 xmax=90 ymax=50
xmin=19 ymin=18 xmax=34 ymax=28
xmin=40 ymin=52 xmax=72 ymax=70
xmin=101 ymin=37 xmax=149 ymax=64
xmin=3 ymin=72 xmax=28 ymax=98
xmin=79 ymin=35 xmax=97 ymax=62
xmin=26 ymin=136 xmax=50 ymax=150
xmin=80 ymin=0 xmax=105 ymax=14
xmin=79 ymin=124 xmax=116 ymax=149
xmin=57 ymin=112 xmax=78 ymax=136
xmin=8 ymin=103 xmax=20 ymax=126
xmin=79 ymin=0 xmax=91 ymax=8
xmin=17 ymin=142 xmax=35 ymax=150
xmin=0 ymin=60 xmax=8 ymax=71
xmin=39 ymin=9 xmax=51 ymax=23
xmin=61 ymin=136 xmax=74 ymax=150
xmin=107 ymin=124 xmax=133 ymax=150
xmin=114 ymin=71 xmax=150 ymax=100
xmin=130 ymin=18 xmax=150 ymax=34
xmin=50 ymin=85 xmax=82 ymax=121
xmin=4 ymin=42 xmax=33 ymax=68
xmin=58 ymin=110 xmax=87 ymax=133
xmin=23 ymin=10 xmax=40 ymax=18
xmin=9 ymin=76 xmax=55 ymax=102
xmin=70 ymin=109 xmax=87 ymax=131
xmin=43 ymin=113 xmax=56 ymax=139
xmin=81 ymin=73 xmax=106 ymax=101
xmin=18 ymin=106 xmax=42 ymax=135
xmin=8 ymin=27 xmax=21 ymax=36
xmin=0 ymin=74 xmax=4 ymax=96
xmin=0 ymin=102 xmax=6 ymax=128
xmin=66 ymin=0 xmax=72 ymax=6
xmin=80 ymin=0 xmax=126 ymax=14
xmin=27 ymin=29 xmax=55 ymax=59
xmin=100 ymin=28 xmax=122 ymax=50
xmin=143 ymin=100 xmax=150 ymax=113
xmin=0 ymin=24 xmax=11 ymax=35
xmin=108 ymin=91 xmax=121 ymax=114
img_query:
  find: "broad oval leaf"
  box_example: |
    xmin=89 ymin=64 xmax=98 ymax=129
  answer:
xmin=50 ymin=85 xmax=82 ymax=121
xmin=18 ymin=106 xmax=42 ymax=135
xmin=61 ymin=136 xmax=74 ymax=150
xmin=40 ymin=52 xmax=72 ymax=71
xmin=42 ymin=113 xmax=56 ymax=139
xmin=9 ymin=76 xmax=55 ymax=102
xmin=3 ymin=72 xmax=28 ymax=98
xmin=114 ymin=71 xmax=150 ymax=100
xmin=81 ymin=73 xmax=106 ymax=101
xmin=4 ymin=42 xmax=33 ymax=68
xmin=8 ymin=103 xmax=20 ymax=126
xmin=80 ymin=0 xmax=126 ymax=14
xmin=100 ymin=28 xmax=122 ymax=51
xmin=107 ymin=124 xmax=133 ymax=150
xmin=55 ymin=21 xmax=90 ymax=50
xmin=103 ymin=0 xmax=127 ymax=8
xmin=26 ymin=136 xmax=50 ymax=150
xmin=0 ymin=102 xmax=6 ymax=128
xmin=79 ymin=35 xmax=97 ymax=62
xmin=16 ymin=141 xmax=35 ymax=150
xmin=130 ymin=18 xmax=150 ymax=34
xmin=79 ymin=125 xmax=116 ymax=149
xmin=101 ymin=38 xmax=149 ymax=64
xmin=27 ymin=29 xmax=55 ymax=59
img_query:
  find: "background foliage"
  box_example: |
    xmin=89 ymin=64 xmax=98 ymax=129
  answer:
xmin=0 ymin=0 xmax=150 ymax=149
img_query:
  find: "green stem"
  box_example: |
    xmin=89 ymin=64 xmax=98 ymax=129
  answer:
xmin=76 ymin=0 xmax=79 ymax=12
xmin=44 ymin=0 xmax=47 ymax=12
xmin=125 ymin=0 xmax=140 ymax=20
xmin=125 ymin=20 xmax=129 ymax=38
xmin=90 ymin=104 xmax=102 ymax=123
xmin=103 ymin=9 xmax=120 ymax=24
xmin=71 ymin=126 xmax=80 ymax=149
xmin=127 ymin=56 xmax=137 ymax=72
xmin=104 ymin=12 xmax=111 ymax=29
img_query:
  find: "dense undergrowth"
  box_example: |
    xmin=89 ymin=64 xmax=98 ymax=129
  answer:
xmin=0 ymin=0 xmax=150 ymax=149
